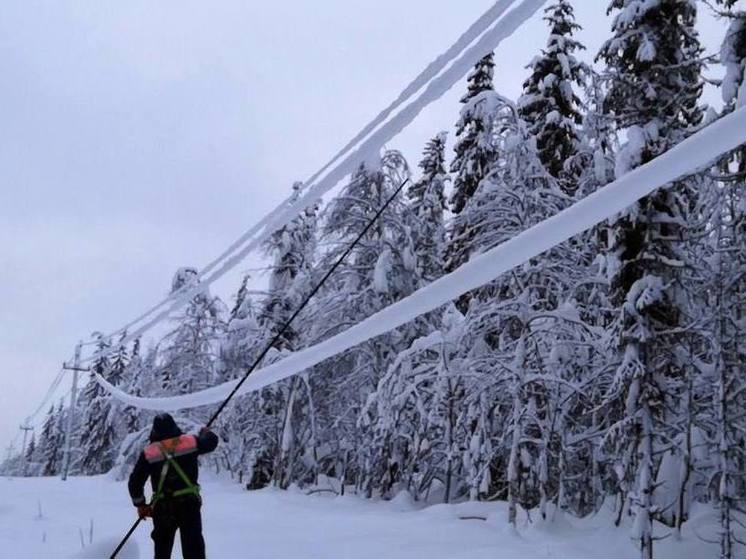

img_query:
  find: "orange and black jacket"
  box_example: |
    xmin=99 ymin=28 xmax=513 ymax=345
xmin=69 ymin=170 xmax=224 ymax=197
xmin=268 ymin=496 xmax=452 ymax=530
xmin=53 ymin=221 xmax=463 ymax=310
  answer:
xmin=128 ymin=425 xmax=218 ymax=506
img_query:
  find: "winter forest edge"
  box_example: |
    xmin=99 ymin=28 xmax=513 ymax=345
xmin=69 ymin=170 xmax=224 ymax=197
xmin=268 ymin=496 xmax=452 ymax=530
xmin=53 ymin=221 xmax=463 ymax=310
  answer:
xmin=4 ymin=1 xmax=746 ymax=558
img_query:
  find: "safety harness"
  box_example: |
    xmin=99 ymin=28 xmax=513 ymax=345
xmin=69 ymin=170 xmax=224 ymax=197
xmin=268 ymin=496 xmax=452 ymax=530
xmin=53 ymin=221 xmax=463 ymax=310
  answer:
xmin=146 ymin=435 xmax=201 ymax=504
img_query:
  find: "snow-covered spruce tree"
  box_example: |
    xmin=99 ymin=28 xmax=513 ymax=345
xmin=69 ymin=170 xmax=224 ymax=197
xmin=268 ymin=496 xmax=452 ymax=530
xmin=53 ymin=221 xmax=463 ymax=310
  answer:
xmin=452 ymin=96 xmax=599 ymax=517
xmin=566 ymin=70 xmax=617 ymax=330
xmin=696 ymin=184 xmax=746 ymax=559
xmin=39 ymin=404 xmax=62 ymax=476
xmin=446 ymin=54 xmax=497 ymax=274
xmin=517 ymin=0 xmax=587 ymax=192
xmin=360 ymin=307 xmax=465 ymax=502
xmin=219 ymin=346 xmax=288 ymax=486
xmin=1 ymin=446 xmax=25 ymax=477
xmin=356 ymin=136 xmax=451 ymax=500
xmin=572 ymin=70 xmax=616 ymax=199
xmin=76 ymin=334 xmax=120 ymax=475
xmin=450 ymin=53 xmax=496 ymax=214
xmin=23 ymin=431 xmax=38 ymax=477
xmin=407 ymin=133 xmax=448 ymax=286
xmin=24 ymin=433 xmax=38 ymax=477
xmin=221 ymin=273 xmax=262 ymax=377
xmin=260 ymin=182 xmax=318 ymax=352
xmin=702 ymin=10 xmax=746 ymax=556
xmin=651 ymin=165 xmax=718 ymax=534
xmin=596 ymin=1 xmax=704 ymax=555
xmin=158 ymin=267 xmax=227 ymax=424
xmin=719 ymin=3 xmax=746 ymax=118
xmin=109 ymin=338 xmax=159 ymax=481
xmin=105 ymin=334 xmax=130 ymax=447
xmin=556 ymin=72 xmax=618 ymax=515
xmin=218 ymin=275 xmax=273 ymax=486
xmin=718 ymin=2 xmax=746 ymax=141
xmin=258 ymin=184 xmax=318 ymax=489
xmin=448 ymin=96 xmax=526 ymax=505
xmin=217 ymin=186 xmax=319 ymax=488
xmin=109 ymin=334 xmax=129 ymax=387
xmin=119 ymin=337 xmax=143 ymax=436
xmin=308 ymin=150 xmax=417 ymax=496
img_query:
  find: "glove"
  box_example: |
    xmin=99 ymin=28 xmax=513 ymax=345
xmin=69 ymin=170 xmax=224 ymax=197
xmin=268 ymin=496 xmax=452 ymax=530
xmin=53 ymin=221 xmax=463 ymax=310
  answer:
xmin=137 ymin=504 xmax=153 ymax=519
xmin=200 ymin=426 xmax=211 ymax=435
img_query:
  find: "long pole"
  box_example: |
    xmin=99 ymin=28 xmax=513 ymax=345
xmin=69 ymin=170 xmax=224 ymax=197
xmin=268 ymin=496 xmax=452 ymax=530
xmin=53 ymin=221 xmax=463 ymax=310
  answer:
xmin=110 ymin=178 xmax=409 ymax=558
xmin=110 ymin=518 xmax=143 ymax=558
xmin=206 ymin=177 xmax=409 ymax=428
xmin=61 ymin=342 xmax=86 ymax=481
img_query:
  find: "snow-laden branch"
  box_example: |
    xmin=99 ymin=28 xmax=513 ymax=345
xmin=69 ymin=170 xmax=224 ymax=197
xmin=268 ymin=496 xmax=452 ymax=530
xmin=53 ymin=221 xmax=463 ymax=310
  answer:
xmin=96 ymin=106 xmax=746 ymax=411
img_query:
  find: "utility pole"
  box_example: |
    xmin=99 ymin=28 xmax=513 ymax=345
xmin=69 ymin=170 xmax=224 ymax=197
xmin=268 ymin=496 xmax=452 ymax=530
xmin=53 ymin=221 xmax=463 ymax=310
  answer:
xmin=61 ymin=343 xmax=88 ymax=481
xmin=19 ymin=422 xmax=33 ymax=476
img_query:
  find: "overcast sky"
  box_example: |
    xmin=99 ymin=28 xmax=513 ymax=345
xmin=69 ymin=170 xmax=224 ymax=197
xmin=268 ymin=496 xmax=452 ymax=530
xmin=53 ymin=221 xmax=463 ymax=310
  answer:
xmin=0 ymin=1 xmax=731 ymax=453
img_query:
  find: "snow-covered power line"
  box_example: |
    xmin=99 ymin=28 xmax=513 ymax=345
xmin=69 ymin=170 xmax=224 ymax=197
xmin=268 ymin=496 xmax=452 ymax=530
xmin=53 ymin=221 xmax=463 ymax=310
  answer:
xmin=14 ymin=348 xmax=81 ymax=443
xmin=301 ymin=0 xmax=521 ymax=190
xmin=23 ymin=367 xmax=67 ymax=424
xmin=100 ymin=0 xmax=523 ymax=345
xmin=94 ymin=104 xmax=746 ymax=411
xmin=98 ymin=201 xmax=288 ymax=348
xmin=79 ymin=0 xmax=542 ymax=366
xmin=9 ymin=0 xmax=537 ymax=459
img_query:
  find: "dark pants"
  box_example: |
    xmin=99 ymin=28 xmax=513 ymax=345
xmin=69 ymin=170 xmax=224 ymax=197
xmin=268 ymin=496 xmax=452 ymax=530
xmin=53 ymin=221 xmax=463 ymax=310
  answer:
xmin=151 ymin=498 xmax=206 ymax=559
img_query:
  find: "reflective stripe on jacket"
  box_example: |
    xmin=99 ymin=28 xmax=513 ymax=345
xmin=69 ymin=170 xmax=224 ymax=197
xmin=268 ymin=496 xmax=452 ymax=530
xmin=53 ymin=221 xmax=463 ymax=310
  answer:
xmin=144 ymin=435 xmax=199 ymax=463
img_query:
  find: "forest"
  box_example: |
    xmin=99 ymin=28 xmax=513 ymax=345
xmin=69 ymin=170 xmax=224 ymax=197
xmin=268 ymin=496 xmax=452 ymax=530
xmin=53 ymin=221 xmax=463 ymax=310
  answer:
xmin=4 ymin=1 xmax=746 ymax=558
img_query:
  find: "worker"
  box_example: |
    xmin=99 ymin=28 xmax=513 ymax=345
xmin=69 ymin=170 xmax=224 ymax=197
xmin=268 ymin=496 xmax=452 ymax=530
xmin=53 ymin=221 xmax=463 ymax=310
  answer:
xmin=128 ymin=413 xmax=218 ymax=559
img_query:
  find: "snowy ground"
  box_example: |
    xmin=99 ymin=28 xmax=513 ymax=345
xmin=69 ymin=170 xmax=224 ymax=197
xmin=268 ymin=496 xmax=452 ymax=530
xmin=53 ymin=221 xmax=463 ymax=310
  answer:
xmin=0 ymin=474 xmax=722 ymax=558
